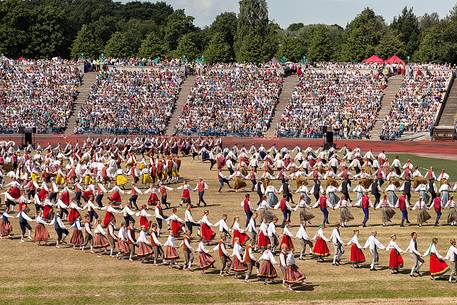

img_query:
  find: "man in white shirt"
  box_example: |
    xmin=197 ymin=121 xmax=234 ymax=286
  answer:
xmin=405 ymin=232 xmax=424 ymax=277
xmin=330 ymin=225 xmax=344 ymax=266
xmin=363 ymin=231 xmax=385 ymax=271
xmin=445 ymin=238 xmax=457 ymax=283
xmin=184 ymin=204 xmax=200 ymax=237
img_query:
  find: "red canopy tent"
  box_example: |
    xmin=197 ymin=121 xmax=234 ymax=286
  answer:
xmin=384 ymin=55 xmax=405 ymax=65
xmin=362 ymin=55 xmax=384 ymax=64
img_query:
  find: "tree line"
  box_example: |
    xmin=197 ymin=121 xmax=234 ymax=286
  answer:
xmin=1 ymin=0 xmax=457 ymax=64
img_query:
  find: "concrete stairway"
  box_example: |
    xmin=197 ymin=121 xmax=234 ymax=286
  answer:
xmin=65 ymin=72 xmax=97 ymax=134
xmin=368 ymin=75 xmax=404 ymax=140
xmin=438 ymin=78 xmax=457 ymax=126
xmin=264 ymin=75 xmax=299 ymax=137
xmin=166 ymin=75 xmax=196 ymax=136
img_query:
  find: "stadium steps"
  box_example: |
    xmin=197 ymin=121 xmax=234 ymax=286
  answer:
xmin=64 ymin=72 xmax=98 ymax=135
xmin=165 ymin=75 xmax=196 ymax=136
xmin=265 ymin=74 xmax=299 ymax=137
xmin=368 ymin=75 xmax=404 ymax=140
xmin=438 ymin=78 xmax=457 ymax=126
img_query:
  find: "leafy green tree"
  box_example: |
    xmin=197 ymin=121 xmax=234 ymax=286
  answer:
xmin=138 ymin=31 xmax=167 ymax=58
xmin=287 ymin=23 xmax=304 ymax=33
xmin=262 ymin=22 xmax=281 ymax=61
xmin=418 ymin=13 xmax=440 ymax=32
xmin=341 ymin=8 xmax=386 ymax=62
xmin=390 ymin=7 xmax=420 ymax=57
xmin=163 ymin=9 xmax=195 ymax=51
xmin=375 ymin=29 xmax=405 ymax=59
xmin=174 ymin=33 xmax=199 ymax=61
xmin=104 ymin=31 xmax=132 ymax=58
xmin=71 ymin=24 xmax=103 ymax=58
xmin=307 ymin=25 xmax=333 ymax=62
xmin=276 ymin=35 xmax=303 ymax=62
xmin=235 ymin=0 xmax=269 ymax=62
xmin=203 ymin=32 xmax=233 ymax=63
xmin=119 ymin=19 xmax=159 ymax=55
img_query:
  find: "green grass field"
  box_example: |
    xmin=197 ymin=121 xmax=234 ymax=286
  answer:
xmin=1 ymin=153 xmax=456 ymax=305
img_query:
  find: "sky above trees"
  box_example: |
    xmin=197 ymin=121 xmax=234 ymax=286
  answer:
xmin=149 ymin=0 xmax=456 ymax=27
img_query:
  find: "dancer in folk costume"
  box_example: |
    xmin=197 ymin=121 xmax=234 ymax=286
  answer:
xmin=405 ymin=232 xmax=424 ymax=277
xmin=116 ymin=222 xmax=130 ymax=257
xmin=69 ymin=215 xmax=84 ymax=248
xmin=213 ymin=214 xmax=230 ymax=242
xmin=347 ymin=230 xmax=365 ymax=268
xmin=231 ymin=237 xmax=247 ymax=277
xmin=177 ymin=181 xmax=192 ymax=206
xmin=197 ymin=240 xmax=216 ymax=273
xmin=267 ymin=217 xmax=280 ymax=253
xmin=246 ymin=212 xmax=258 ymax=250
xmin=150 ymin=223 xmax=164 ymax=265
xmin=93 ymin=219 xmax=110 ymax=252
xmin=108 ymin=186 xmax=124 ymax=207
xmin=81 ymin=215 xmax=94 ymax=253
xmin=181 ymin=234 xmax=194 ymax=270
xmin=165 ymin=208 xmax=184 ymax=237
xmin=33 ymin=210 xmax=50 ymax=245
xmin=429 ymin=194 xmax=443 ymax=226
xmin=257 ymin=248 xmax=278 ymax=284
xmin=333 ymin=195 xmax=354 ymax=227
xmin=312 ymin=224 xmax=330 ymax=261
xmin=50 ymin=210 xmax=69 ymax=248
xmin=376 ymin=195 xmax=396 ymax=227
xmin=184 ymin=204 xmax=199 ymax=237
xmin=0 ymin=207 xmax=14 ymax=238
xmin=412 ymin=197 xmax=431 ymax=227
xmin=444 ymin=239 xmax=457 ymax=283
xmin=136 ymin=205 xmax=152 ymax=231
xmin=126 ymin=222 xmax=136 ymax=261
xmin=146 ymin=186 xmax=160 ymax=206
xmin=386 ymin=234 xmax=405 ymax=274
xmin=158 ymin=182 xmax=173 ymax=209
xmin=241 ymin=194 xmax=253 ymax=227
xmin=445 ymin=196 xmax=457 ymax=226
xmin=120 ymin=202 xmax=135 ymax=227
xmin=106 ymin=219 xmax=117 ymax=256
xmin=231 ymin=216 xmax=249 ymax=246
xmin=295 ymin=223 xmax=313 ymax=259
xmin=294 ymin=194 xmax=314 ymax=224
xmin=67 ymin=201 xmax=82 ymax=225
xmin=274 ymin=194 xmax=294 ymax=228
xmin=82 ymin=197 xmax=99 ymax=223
xmin=213 ymin=237 xmax=231 ymax=276
xmin=101 ymin=202 xmax=118 ymax=228
xmin=136 ymin=226 xmax=153 ymax=261
xmin=163 ymin=232 xmax=179 ymax=266
xmin=243 ymin=242 xmax=258 ymax=281
xmin=395 ymin=192 xmax=410 ymax=227
xmin=330 ymin=225 xmax=344 ymax=266
xmin=128 ymin=185 xmax=142 ymax=210
xmin=199 ymin=210 xmax=216 ymax=244
xmin=279 ymin=222 xmax=294 ymax=251
xmin=194 ymin=178 xmax=209 ymax=206
xmin=423 ymin=238 xmax=449 ymax=280
xmin=17 ymin=204 xmax=33 ymax=242
xmin=284 ymin=247 xmax=306 ymax=290
xmin=312 ymin=191 xmax=330 ymax=225
xmin=363 ymin=231 xmax=385 ymax=271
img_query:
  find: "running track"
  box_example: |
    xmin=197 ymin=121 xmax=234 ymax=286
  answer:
xmin=1 ymin=134 xmax=456 ymax=156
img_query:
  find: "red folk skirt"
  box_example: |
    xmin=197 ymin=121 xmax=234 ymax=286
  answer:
xmin=0 ymin=219 xmax=12 ymax=237
xmin=389 ymin=249 xmax=404 ymax=269
xmin=201 ymin=223 xmax=215 ymax=242
xmin=284 ymin=265 xmax=305 ymax=284
xmin=33 ymin=223 xmax=49 ymax=242
xmin=231 ymin=256 xmax=247 ymax=272
xmin=117 ymin=239 xmax=130 ymax=254
xmin=94 ymin=233 xmax=109 ymax=248
xmin=43 ymin=205 xmax=53 ymax=220
xmin=171 ymin=220 xmax=182 ymax=237
xmin=280 ymin=234 xmax=294 ymax=251
xmin=137 ymin=242 xmax=153 ymax=256
xmin=164 ymin=245 xmax=179 ymax=260
xmin=233 ymin=229 xmax=249 ymax=246
xmin=430 ymin=253 xmax=449 ymax=276
xmin=258 ymin=260 xmax=278 ymax=279
xmin=349 ymin=244 xmax=366 ymax=263
xmin=313 ymin=237 xmax=330 ymax=257
xmin=139 ymin=216 xmax=149 ymax=230
xmin=68 ymin=209 xmax=79 ymax=224
xmin=103 ymin=212 xmax=115 ymax=228
xmin=70 ymin=229 xmax=84 ymax=246
xmin=199 ymin=251 xmax=215 ymax=269
xmin=257 ymin=231 xmax=270 ymax=248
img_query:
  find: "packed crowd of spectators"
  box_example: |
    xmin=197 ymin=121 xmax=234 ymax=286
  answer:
xmin=276 ymin=64 xmax=387 ymax=138
xmin=380 ymin=64 xmax=454 ymax=140
xmin=75 ymin=67 xmax=184 ymax=134
xmin=0 ymin=57 xmax=82 ymax=133
xmin=174 ymin=64 xmax=283 ymax=137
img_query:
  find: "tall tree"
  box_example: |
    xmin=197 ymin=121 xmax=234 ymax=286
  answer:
xmin=375 ymin=29 xmax=405 ymax=59
xmin=341 ymin=8 xmax=386 ymax=62
xmin=70 ymin=24 xmax=103 ymax=58
xmin=390 ymin=7 xmax=420 ymax=57
xmin=276 ymin=35 xmax=303 ymax=62
xmin=174 ymin=33 xmax=199 ymax=61
xmin=138 ymin=31 xmax=167 ymax=58
xmin=235 ymin=0 xmax=269 ymax=62
xmin=307 ymin=25 xmax=333 ymax=62
xmin=104 ymin=31 xmax=132 ymax=58
xmin=163 ymin=9 xmax=195 ymax=51
xmin=204 ymin=32 xmax=233 ymax=63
